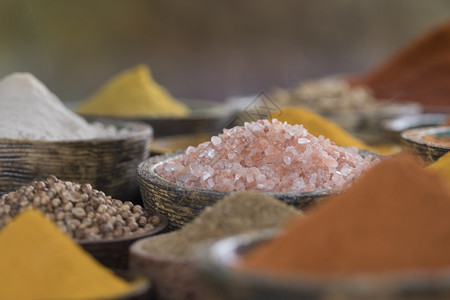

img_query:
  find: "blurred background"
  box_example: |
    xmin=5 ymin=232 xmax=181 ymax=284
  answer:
xmin=1 ymin=0 xmax=449 ymax=105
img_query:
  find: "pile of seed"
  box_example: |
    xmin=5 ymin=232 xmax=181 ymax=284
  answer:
xmin=0 ymin=176 xmax=161 ymax=240
xmin=142 ymin=191 xmax=300 ymax=259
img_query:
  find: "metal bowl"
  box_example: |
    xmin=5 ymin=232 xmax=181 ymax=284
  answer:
xmin=195 ymin=230 xmax=450 ymax=300
xmin=83 ymin=101 xmax=236 ymax=138
xmin=401 ymin=126 xmax=450 ymax=162
xmin=382 ymin=113 xmax=448 ymax=143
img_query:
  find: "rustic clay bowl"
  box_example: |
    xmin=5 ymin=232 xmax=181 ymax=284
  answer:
xmin=195 ymin=230 xmax=450 ymax=300
xmin=78 ymin=211 xmax=168 ymax=270
xmin=0 ymin=120 xmax=152 ymax=202
xmin=137 ymin=150 xmax=379 ymax=230
xmin=130 ymin=234 xmax=203 ymax=300
xmin=401 ymin=126 xmax=450 ymax=162
xmin=382 ymin=113 xmax=448 ymax=143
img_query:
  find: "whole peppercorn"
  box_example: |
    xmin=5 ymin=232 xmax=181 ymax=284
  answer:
xmin=0 ymin=176 xmax=161 ymax=241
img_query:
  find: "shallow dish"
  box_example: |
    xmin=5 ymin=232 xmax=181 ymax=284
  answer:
xmin=78 ymin=211 xmax=168 ymax=270
xmin=137 ymin=150 xmax=379 ymax=230
xmin=129 ymin=234 xmax=203 ymax=300
xmin=0 ymin=120 xmax=152 ymax=202
xmin=195 ymin=230 xmax=450 ymax=300
xmin=401 ymin=126 xmax=450 ymax=162
xmin=382 ymin=113 xmax=448 ymax=142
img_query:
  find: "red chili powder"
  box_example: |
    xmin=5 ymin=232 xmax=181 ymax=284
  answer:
xmin=240 ymin=155 xmax=450 ymax=275
xmin=348 ymin=22 xmax=450 ymax=108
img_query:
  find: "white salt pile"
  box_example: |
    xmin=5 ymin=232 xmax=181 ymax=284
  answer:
xmin=0 ymin=73 xmax=123 ymax=141
xmin=155 ymin=119 xmax=377 ymax=193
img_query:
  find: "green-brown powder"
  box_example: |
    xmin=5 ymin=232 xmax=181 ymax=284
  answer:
xmin=142 ymin=191 xmax=300 ymax=259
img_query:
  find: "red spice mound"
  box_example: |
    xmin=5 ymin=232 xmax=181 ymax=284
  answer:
xmin=241 ymin=155 xmax=450 ymax=275
xmin=349 ymin=22 xmax=450 ymax=108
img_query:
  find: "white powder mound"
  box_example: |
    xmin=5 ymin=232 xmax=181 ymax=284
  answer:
xmin=0 ymin=73 xmax=122 ymax=141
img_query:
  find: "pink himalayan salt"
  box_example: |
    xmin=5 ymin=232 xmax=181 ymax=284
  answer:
xmin=155 ymin=119 xmax=377 ymax=193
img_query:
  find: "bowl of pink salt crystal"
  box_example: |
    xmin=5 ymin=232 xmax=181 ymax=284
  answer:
xmin=137 ymin=119 xmax=379 ymax=229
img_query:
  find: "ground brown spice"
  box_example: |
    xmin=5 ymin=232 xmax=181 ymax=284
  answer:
xmin=349 ymin=22 xmax=450 ymax=108
xmin=241 ymin=155 xmax=450 ymax=275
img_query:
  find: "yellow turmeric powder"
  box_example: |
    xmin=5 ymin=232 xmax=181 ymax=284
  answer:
xmin=0 ymin=210 xmax=134 ymax=299
xmin=272 ymin=106 xmax=396 ymax=155
xmin=77 ymin=64 xmax=189 ymax=117
xmin=428 ymin=152 xmax=450 ymax=184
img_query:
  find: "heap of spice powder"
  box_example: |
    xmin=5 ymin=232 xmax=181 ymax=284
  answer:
xmin=240 ymin=155 xmax=450 ymax=275
xmin=348 ymin=22 xmax=450 ymax=108
xmin=77 ymin=64 xmax=189 ymax=117
xmin=0 ymin=210 xmax=133 ymax=299
xmin=0 ymin=73 xmax=123 ymax=141
xmin=142 ymin=191 xmax=300 ymax=259
xmin=273 ymin=106 xmax=398 ymax=155
xmin=155 ymin=119 xmax=377 ymax=193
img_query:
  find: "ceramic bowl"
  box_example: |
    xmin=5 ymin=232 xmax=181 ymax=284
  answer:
xmin=195 ymin=230 xmax=450 ymax=300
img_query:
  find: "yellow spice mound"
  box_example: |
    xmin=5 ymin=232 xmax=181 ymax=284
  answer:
xmin=273 ymin=106 xmax=395 ymax=155
xmin=77 ymin=64 xmax=189 ymax=117
xmin=429 ymin=152 xmax=450 ymax=185
xmin=0 ymin=210 xmax=133 ymax=300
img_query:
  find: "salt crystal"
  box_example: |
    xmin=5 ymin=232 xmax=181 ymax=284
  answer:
xmin=211 ymin=136 xmax=222 ymax=146
xmin=155 ymin=119 xmax=378 ymax=193
xmin=298 ymin=138 xmax=310 ymax=144
xmin=206 ymin=178 xmax=215 ymax=189
xmin=206 ymin=148 xmax=216 ymax=159
xmin=186 ymin=146 xmax=195 ymax=155
xmin=283 ymin=156 xmax=292 ymax=165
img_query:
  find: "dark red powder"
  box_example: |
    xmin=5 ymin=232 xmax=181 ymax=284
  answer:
xmin=349 ymin=22 xmax=450 ymax=109
xmin=241 ymin=155 xmax=450 ymax=275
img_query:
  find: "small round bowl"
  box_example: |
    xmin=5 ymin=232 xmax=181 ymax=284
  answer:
xmin=137 ymin=150 xmax=379 ymax=230
xmin=130 ymin=234 xmax=203 ymax=300
xmin=0 ymin=120 xmax=152 ymax=202
xmin=78 ymin=211 xmax=168 ymax=270
xmin=195 ymin=230 xmax=450 ymax=300
xmin=401 ymin=126 xmax=450 ymax=162
xmin=382 ymin=113 xmax=449 ymax=143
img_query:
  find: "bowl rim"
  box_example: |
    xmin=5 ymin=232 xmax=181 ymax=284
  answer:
xmin=196 ymin=229 xmax=450 ymax=294
xmin=401 ymin=126 xmax=450 ymax=150
xmin=381 ymin=113 xmax=449 ymax=133
xmin=0 ymin=120 xmax=153 ymax=144
xmin=77 ymin=211 xmax=168 ymax=246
